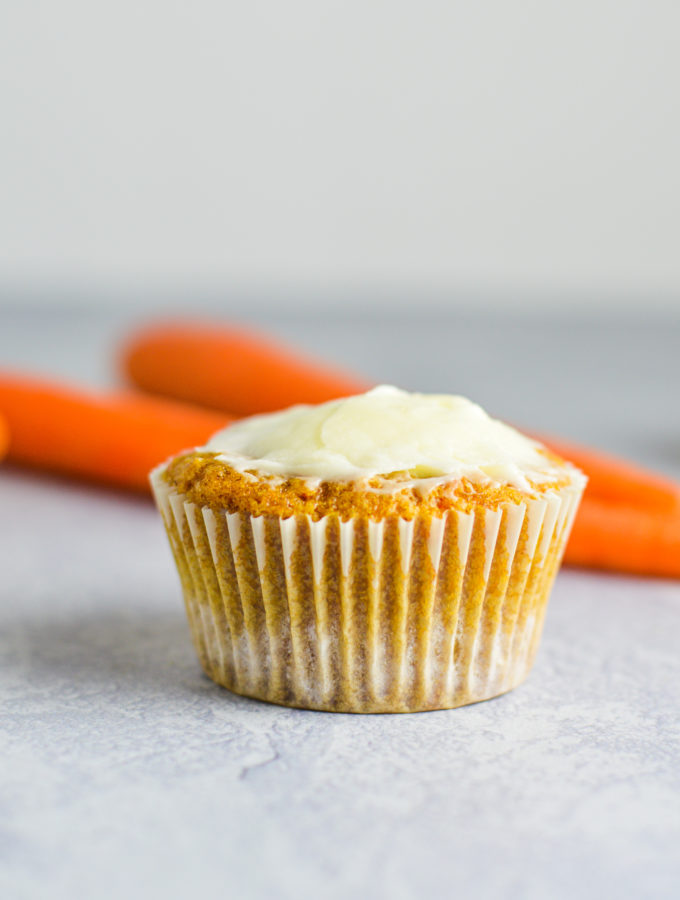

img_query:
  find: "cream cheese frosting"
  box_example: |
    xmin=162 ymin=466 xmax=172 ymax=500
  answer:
xmin=202 ymin=386 xmax=581 ymax=492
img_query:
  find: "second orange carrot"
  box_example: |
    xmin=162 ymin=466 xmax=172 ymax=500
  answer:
xmin=0 ymin=372 xmax=230 ymax=492
xmin=120 ymin=320 xmax=680 ymax=513
xmin=123 ymin=321 xmax=370 ymax=416
xmin=564 ymin=496 xmax=680 ymax=579
xmin=0 ymin=413 xmax=9 ymax=461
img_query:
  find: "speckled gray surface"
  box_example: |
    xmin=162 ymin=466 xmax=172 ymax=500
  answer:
xmin=1 ymin=308 xmax=679 ymax=899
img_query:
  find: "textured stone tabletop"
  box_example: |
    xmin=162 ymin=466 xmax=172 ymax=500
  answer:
xmin=1 ymin=308 xmax=679 ymax=899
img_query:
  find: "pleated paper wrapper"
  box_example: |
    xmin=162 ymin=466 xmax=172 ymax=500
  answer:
xmin=151 ymin=468 xmax=583 ymax=713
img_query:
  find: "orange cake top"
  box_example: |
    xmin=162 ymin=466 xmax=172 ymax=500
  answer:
xmin=159 ymin=387 xmax=585 ymax=519
xmin=161 ymin=451 xmax=577 ymax=519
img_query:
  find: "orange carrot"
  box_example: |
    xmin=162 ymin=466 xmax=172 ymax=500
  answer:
xmin=0 ymin=413 xmax=8 ymax=460
xmin=122 ymin=321 xmax=370 ymax=416
xmin=564 ymin=496 xmax=680 ymax=579
xmin=529 ymin=433 xmax=680 ymax=514
xmin=0 ymin=372 xmax=230 ymax=492
xmin=3 ymin=371 xmax=679 ymax=578
xmin=121 ymin=320 xmax=680 ymax=514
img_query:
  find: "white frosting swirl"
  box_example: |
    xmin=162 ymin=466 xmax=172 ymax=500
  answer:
xmin=202 ymin=386 xmax=578 ymax=491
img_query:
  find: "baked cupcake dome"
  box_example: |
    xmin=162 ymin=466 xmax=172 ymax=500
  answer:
xmin=151 ymin=387 xmax=586 ymax=713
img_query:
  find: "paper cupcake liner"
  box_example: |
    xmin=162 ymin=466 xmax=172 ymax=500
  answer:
xmin=151 ymin=469 xmax=583 ymax=713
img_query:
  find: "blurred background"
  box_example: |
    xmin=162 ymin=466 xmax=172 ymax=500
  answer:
xmin=1 ymin=0 xmax=679 ymax=462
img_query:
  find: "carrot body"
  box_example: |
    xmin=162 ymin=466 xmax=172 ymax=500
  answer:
xmin=530 ymin=433 xmax=680 ymax=514
xmin=3 ymin=370 xmax=680 ymax=578
xmin=565 ymin=496 xmax=680 ymax=578
xmin=123 ymin=322 xmax=370 ymax=416
xmin=0 ymin=414 xmax=9 ymax=462
xmin=121 ymin=320 xmax=680 ymax=514
xmin=0 ymin=373 xmax=230 ymax=492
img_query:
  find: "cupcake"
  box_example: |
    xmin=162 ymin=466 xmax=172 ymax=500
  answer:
xmin=150 ymin=386 xmax=586 ymax=713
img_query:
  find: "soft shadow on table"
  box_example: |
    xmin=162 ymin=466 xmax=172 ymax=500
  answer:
xmin=2 ymin=607 xmax=236 ymax=701
xmin=1 ymin=463 xmax=155 ymax=508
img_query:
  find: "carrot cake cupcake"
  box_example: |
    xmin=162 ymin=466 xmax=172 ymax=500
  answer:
xmin=150 ymin=386 xmax=586 ymax=713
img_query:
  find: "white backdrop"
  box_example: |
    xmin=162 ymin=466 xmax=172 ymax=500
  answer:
xmin=1 ymin=1 xmax=679 ymax=311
